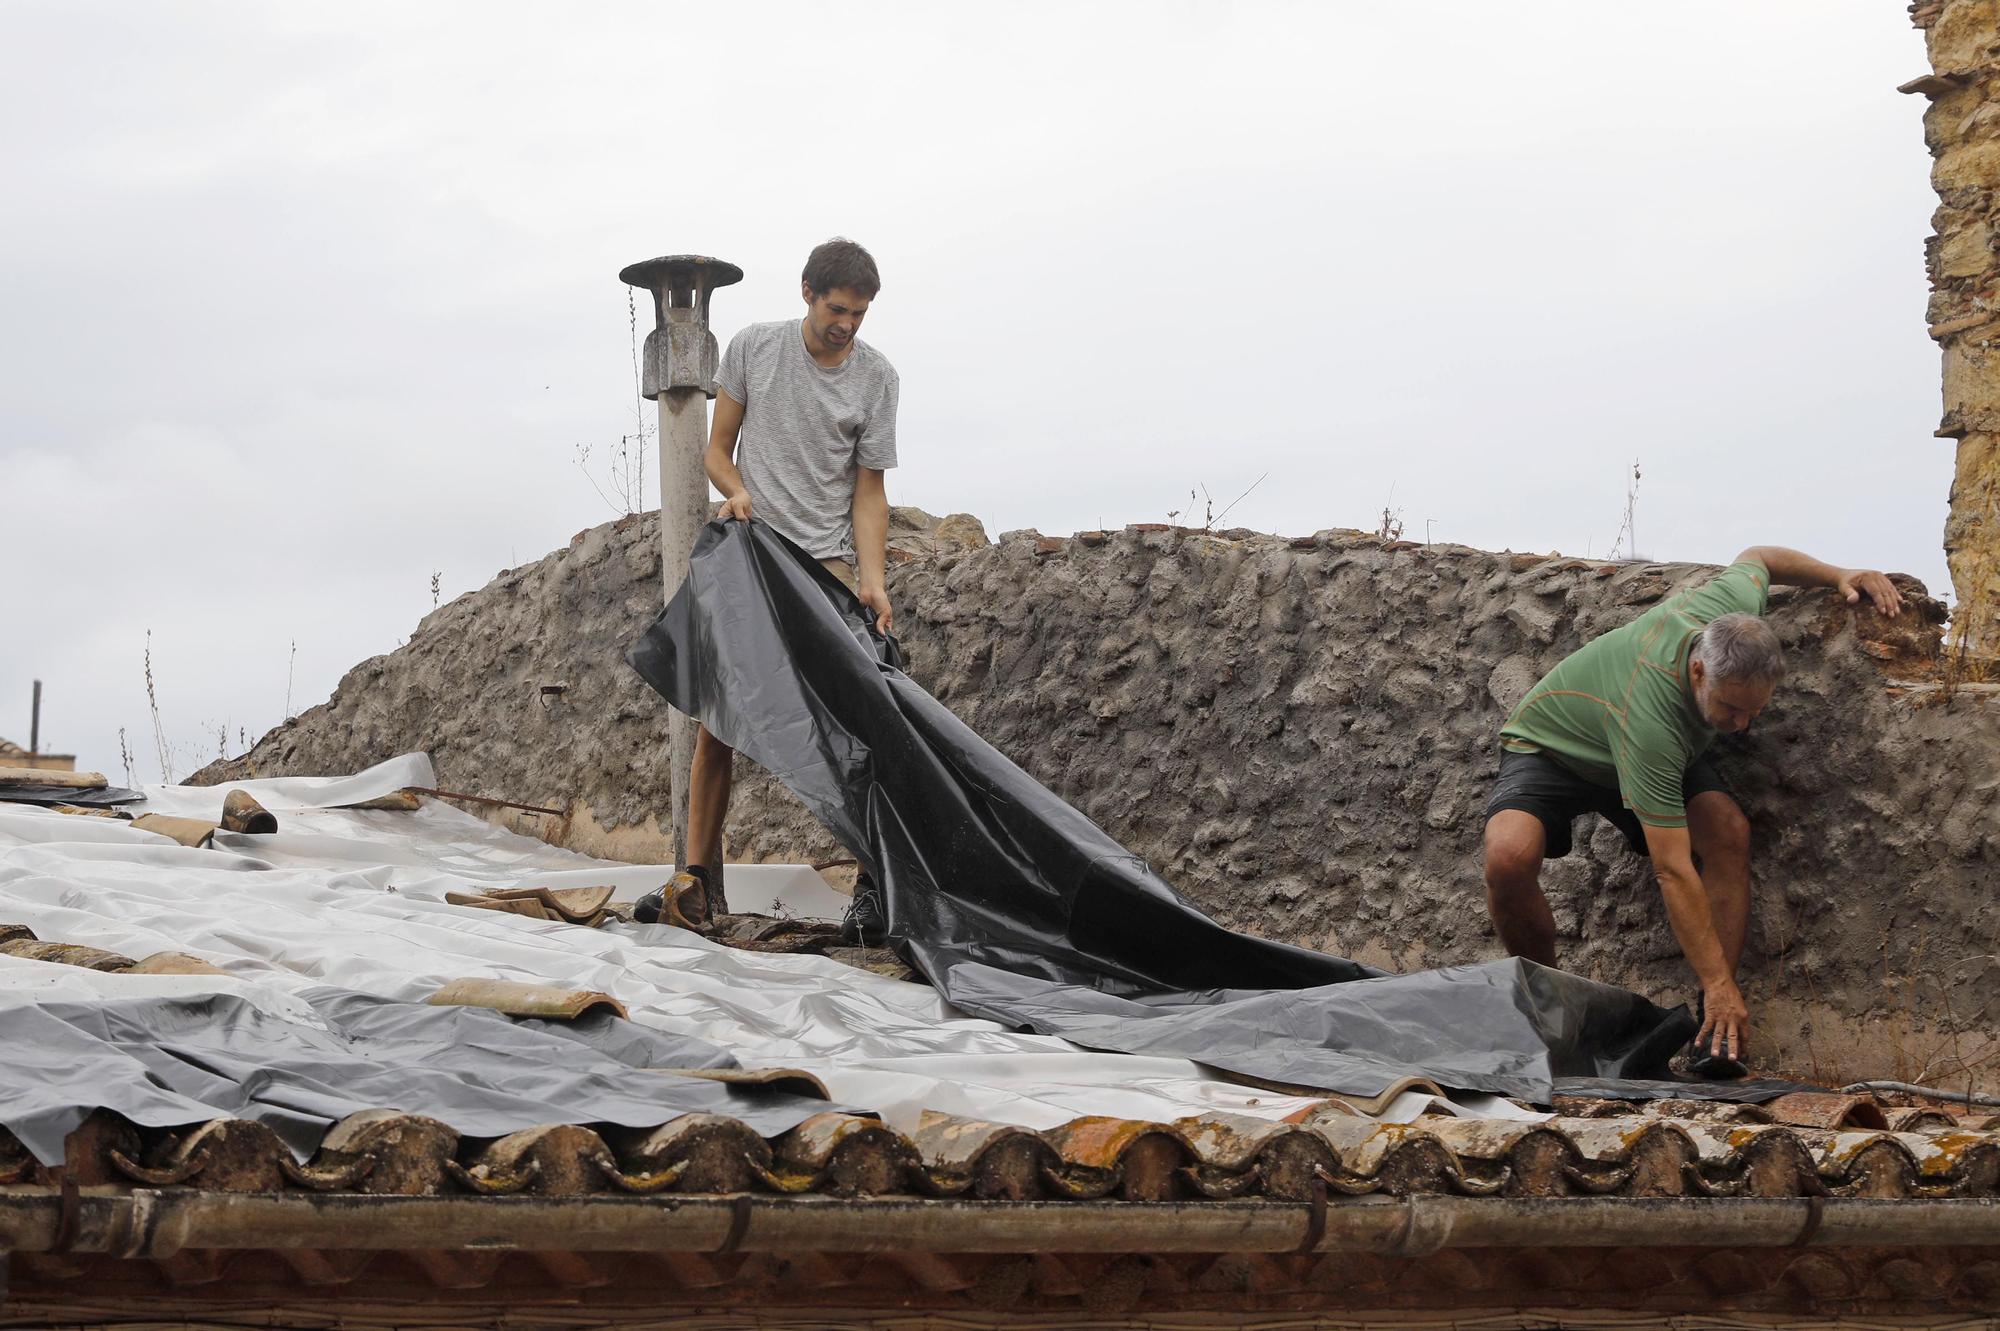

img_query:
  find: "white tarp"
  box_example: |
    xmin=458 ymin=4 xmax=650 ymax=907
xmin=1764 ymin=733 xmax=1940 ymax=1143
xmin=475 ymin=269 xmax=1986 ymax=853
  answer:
xmin=0 ymin=755 xmax=1540 ymax=1132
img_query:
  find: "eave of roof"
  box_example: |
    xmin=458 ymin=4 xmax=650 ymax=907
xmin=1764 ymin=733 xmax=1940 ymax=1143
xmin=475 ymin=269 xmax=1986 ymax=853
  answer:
xmin=5 ymin=1189 xmax=1998 ymax=1259
xmin=3 ymin=1190 xmax=1998 ymax=1323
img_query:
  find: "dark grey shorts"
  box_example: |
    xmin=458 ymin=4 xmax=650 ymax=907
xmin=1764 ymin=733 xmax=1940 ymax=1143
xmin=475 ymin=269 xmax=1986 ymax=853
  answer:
xmin=1482 ymin=749 xmax=1729 ymax=859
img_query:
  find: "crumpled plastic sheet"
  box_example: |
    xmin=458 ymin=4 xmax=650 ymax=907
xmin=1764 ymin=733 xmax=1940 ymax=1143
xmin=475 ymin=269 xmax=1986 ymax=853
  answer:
xmin=629 ymin=520 xmax=1791 ymax=1106
xmin=0 ymin=969 xmax=843 ymax=1165
xmin=0 ymin=783 xmax=141 ymax=808
xmin=6 ymin=756 xmax=1523 ymax=1139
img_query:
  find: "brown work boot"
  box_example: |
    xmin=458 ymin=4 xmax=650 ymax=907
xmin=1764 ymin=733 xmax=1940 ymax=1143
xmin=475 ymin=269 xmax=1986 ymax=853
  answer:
xmin=633 ymin=867 xmax=711 ymax=932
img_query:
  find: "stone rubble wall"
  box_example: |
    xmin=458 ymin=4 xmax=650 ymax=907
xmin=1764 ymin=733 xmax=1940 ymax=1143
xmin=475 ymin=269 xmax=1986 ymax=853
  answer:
xmin=198 ymin=512 xmax=2000 ymax=1089
xmin=1911 ymin=0 xmax=2000 ymax=647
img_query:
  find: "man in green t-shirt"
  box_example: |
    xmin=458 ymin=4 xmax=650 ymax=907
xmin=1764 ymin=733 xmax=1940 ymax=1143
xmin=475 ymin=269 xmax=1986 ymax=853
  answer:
xmin=1482 ymin=546 xmax=1903 ymax=1073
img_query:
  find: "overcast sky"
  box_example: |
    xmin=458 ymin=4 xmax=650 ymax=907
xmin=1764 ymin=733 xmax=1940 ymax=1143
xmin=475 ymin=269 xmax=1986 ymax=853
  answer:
xmin=2 ymin=1 xmax=1948 ymax=780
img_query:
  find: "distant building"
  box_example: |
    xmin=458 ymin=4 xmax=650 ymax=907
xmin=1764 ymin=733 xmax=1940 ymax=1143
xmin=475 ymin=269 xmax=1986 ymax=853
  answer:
xmin=0 ymin=736 xmax=76 ymax=773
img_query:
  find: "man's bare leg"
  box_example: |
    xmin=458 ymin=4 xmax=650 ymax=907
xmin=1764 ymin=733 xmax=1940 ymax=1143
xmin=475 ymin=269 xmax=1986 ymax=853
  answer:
xmin=685 ymin=724 xmax=734 ymax=872
xmin=1687 ymin=791 xmax=1751 ymax=975
xmin=1483 ymin=810 xmax=1558 ymax=967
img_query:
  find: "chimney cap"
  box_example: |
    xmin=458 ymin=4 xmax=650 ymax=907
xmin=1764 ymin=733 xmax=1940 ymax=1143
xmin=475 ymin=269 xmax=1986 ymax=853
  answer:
xmin=618 ymin=254 xmax=744 ymax=294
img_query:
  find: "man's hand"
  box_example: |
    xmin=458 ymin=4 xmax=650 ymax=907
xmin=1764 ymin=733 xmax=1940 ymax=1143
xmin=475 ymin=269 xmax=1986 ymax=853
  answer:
xmin=1836 ymin=567 xmax=1903 ymax=618
xmin=1740 ymin=547 xmax=1904 ymax=619
xmin=1643 ymin=822 xmax=1750 ymax=1063
xmin=1698 ymin=980 xmax=1750 ymax=1062
xmin=718 ymin=491 xmax=753 ymax=522
xmin=858 ymin=583 xmax=893 ymax=635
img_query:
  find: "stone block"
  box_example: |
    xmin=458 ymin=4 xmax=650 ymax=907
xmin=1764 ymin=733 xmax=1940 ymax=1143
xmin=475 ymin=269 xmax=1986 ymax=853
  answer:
xmin=1938 ymin=218 xmax=1995 ymax=279
xmin=1943 ymin=337 xmax=2000 ymax=430
xmin=1932 ymin=139 xmax=2000 ymax=192
xmin=1924 ymin=0 xmax=2000 ymax=74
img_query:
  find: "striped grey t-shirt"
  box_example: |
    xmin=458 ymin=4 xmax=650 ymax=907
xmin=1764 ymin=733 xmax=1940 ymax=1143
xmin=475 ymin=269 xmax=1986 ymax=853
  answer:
xmin=716 ymin=319 xmax=899 ymax=562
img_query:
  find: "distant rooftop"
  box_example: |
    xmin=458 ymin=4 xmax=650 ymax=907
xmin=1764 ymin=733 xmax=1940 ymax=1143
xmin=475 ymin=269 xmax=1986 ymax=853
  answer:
xmin=0 ymin=738 xmax=76 ymax=769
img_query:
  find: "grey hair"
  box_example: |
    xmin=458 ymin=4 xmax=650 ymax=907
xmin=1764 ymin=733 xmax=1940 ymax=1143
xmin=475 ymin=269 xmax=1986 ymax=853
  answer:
xmin=1692 ymin=612 xmax=1786 ymax=684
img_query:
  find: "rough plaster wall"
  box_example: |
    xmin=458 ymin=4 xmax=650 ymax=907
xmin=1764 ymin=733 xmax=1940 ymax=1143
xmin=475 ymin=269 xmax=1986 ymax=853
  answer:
xmin=198 ymin=516 xmax=2000 ymax=1088
xmin=1913 ymin=0 xmax=2000 ymax=645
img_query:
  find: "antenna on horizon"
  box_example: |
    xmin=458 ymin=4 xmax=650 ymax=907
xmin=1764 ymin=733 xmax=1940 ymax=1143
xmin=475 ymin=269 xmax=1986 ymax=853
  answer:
xmin=1611 ymin=459 xmax=1642 ymax=560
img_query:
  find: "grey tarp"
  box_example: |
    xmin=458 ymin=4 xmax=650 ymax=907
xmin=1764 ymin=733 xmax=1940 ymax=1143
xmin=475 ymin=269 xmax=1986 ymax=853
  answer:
xmin=0 ymin=985 xmax=848 ymax=1164
xmin=627 ymin=520 xmax=1787 ymax=1106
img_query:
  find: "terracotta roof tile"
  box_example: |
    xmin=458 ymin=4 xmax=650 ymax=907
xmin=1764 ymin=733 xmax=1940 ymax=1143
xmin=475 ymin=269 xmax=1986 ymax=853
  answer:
xmin=7 ymin=1099 xmax=1996 ymax=1206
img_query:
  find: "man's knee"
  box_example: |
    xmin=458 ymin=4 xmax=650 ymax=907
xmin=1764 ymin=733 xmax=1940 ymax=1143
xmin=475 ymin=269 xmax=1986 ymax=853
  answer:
xmin=694 ymin=725 xmax=733 ymax=758
xmin=1482 ymin=812 xmax=1547 ymax=903
xmin=1689 ymin=792 xmax=1750 ymax=861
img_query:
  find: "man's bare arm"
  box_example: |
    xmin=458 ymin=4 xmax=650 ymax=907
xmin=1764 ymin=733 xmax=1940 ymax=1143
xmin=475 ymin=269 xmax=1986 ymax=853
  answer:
xmin=852 ymin=467 xmax=892 ymax=634
xmin=705 ymin=391 xmax=752 ymax=520
xmin=1640 ymin=822 xmax=1749 ymax=1060
xmin=1735 ymin=545 xmax=1902 ymax=618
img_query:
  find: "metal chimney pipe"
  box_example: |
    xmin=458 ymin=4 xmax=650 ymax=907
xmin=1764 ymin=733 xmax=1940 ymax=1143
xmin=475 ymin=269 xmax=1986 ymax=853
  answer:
xmin=616 ymin=255 xmax=743 ymax=891
xmin=30 ymin=680 xmax=41 ymax=756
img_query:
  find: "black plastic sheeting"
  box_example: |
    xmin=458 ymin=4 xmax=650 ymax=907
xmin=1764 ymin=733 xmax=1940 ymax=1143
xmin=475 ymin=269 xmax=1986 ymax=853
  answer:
xmin=0 ymin=783 xmax=142 ymax=808
xmin=0 ymin=984 xmax=851 ymax=1165
xmin=629 ymin=521 xmax=1806 ymax=1106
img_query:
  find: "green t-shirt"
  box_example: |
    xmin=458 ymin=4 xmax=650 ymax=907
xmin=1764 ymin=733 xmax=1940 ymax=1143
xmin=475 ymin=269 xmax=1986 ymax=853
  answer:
xmin=1499 ymin=560 xmax=1771 ymax=829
